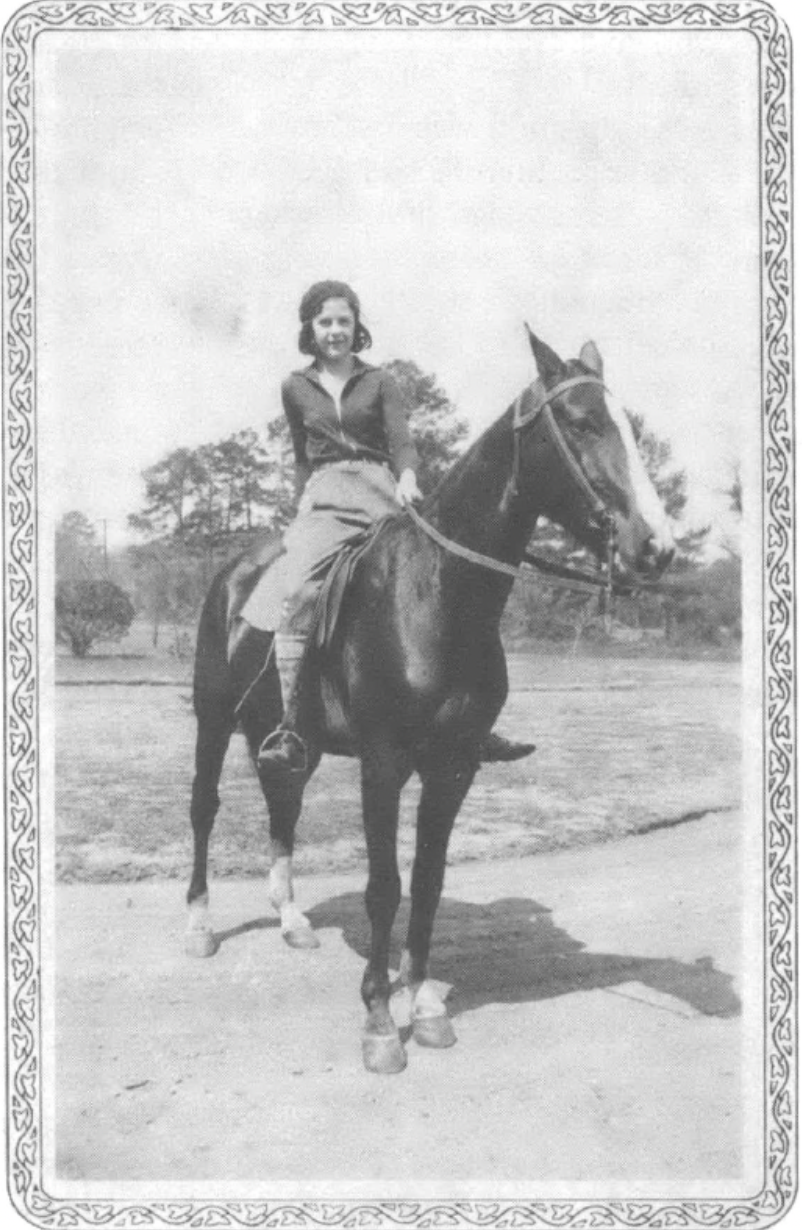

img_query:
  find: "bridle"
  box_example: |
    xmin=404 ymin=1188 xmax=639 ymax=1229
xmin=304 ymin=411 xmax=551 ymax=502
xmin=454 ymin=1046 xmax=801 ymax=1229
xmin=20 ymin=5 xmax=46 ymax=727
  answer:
xmin=406 ymin=371 xmax=621 ymax=599
xmin=510 ymin=375 xmax=612 ymax=525
xmin=511 ymin=373 xmax=617 ymax=598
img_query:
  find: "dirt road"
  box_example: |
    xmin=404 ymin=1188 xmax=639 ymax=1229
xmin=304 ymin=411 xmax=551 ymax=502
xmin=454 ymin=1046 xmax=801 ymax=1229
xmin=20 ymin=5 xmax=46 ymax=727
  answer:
xmin=54 ymin=811 xmax=756 ymax=1198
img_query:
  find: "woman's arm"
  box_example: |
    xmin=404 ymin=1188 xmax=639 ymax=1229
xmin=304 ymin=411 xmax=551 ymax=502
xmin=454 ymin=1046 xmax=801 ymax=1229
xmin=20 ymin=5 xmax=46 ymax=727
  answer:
xmin=282 ymin=381 xmax=312 ymax=500
xmin=380 ymin=371 xmax=419 ymax=479
xmin=380 ymin=372 xmax=422 ymax=504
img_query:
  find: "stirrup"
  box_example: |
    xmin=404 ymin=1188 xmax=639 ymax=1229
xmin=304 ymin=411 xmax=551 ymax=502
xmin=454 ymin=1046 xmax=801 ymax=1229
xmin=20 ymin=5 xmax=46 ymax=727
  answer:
xmin=257 ymin=729 xmax=308 ymax=775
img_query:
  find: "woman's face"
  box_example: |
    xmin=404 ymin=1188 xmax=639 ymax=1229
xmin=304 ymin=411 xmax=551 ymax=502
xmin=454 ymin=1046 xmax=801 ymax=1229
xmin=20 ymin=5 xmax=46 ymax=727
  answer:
xmin=311 ymin=297 xmax=356 ymax=362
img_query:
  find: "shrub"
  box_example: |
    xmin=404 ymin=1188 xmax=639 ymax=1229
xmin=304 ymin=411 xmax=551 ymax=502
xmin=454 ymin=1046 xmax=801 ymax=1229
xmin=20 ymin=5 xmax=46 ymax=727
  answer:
xmin=56 ymin=578 xmax=136 ymax=658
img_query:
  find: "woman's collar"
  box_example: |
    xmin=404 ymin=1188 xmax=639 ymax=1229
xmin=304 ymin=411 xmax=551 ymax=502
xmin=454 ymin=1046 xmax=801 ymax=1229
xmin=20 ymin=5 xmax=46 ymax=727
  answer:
xmin=298 ymin=355 xmax=376 ymax=383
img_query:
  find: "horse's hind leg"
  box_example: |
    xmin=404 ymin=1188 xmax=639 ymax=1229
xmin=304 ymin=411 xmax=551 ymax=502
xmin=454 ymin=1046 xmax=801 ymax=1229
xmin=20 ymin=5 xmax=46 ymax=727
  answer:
xmin=241 ymin=712 xmax=322 ymax=949
xmin=185 ymin=696 xmax=235 ymax=957
xmin=402 ymin=750 xmax=478 ymax=1048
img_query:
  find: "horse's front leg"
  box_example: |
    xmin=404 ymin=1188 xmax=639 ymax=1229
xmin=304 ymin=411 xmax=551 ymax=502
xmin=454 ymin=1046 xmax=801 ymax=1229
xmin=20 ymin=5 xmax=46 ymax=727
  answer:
xmin=402 ymin=747 xmax=479 ymax=1048
xmin=266 ymin=770 xmax=322 ymax=949
xmin=268 ymin=760 xmax=327 ymax=949
xmin=359 ymin=733 xmax=411 ymax=1075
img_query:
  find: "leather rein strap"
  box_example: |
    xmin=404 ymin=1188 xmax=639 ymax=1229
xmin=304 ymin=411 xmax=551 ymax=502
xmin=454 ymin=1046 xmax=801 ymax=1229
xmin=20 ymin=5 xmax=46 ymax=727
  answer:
xmin=407 ymin=374 xmax=620 ymax=597
xmin=406 ymin=503 xmax=616 ymax=595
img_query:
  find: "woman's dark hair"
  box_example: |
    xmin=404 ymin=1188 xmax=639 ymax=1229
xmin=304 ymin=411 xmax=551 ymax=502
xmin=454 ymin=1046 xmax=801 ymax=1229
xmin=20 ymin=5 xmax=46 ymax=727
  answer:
xmin=297 ymin=280 xmax=373 ymax=356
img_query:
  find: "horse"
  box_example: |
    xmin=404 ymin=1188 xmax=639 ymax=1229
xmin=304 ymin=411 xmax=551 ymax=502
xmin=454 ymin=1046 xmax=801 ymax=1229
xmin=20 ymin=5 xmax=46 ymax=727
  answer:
xmin=184 ymin=327 xmax=674 ymax=1074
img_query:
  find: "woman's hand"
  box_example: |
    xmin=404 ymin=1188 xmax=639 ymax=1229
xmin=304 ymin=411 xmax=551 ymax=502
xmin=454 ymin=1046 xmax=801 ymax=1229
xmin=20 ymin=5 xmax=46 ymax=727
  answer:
xmin=395 ymin=468 xmax=423 ymax=507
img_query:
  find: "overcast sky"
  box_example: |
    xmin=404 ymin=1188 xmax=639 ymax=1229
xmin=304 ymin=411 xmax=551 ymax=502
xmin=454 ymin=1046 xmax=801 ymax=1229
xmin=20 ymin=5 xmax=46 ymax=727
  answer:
xmin=36 ymin=27 xmax=760 ymax=548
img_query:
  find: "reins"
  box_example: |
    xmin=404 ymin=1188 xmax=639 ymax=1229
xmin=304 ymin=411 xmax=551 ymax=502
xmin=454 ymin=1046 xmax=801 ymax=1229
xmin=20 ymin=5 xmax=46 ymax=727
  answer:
xmin=407 ymin=503 xmax=618 ymax=597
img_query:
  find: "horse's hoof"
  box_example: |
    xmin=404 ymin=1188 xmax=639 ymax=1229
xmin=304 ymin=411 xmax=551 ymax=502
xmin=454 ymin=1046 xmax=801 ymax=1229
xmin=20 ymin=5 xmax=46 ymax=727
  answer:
xmin=362 ymin=1032 xmax=407 ymax=1075
xmin=184 ymin=929 xmax=218 ymax=958
xmin=413 ymin=1014 xmax=457 ymax=1049
xmin=282 ymin=925 xmax=321 ymax=950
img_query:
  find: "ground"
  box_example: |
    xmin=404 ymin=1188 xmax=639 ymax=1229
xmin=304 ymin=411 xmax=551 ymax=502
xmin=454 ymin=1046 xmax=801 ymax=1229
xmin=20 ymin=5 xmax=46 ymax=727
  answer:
xmin=50 ymin=647 xmax=751 ymax=1195
xmin=55 ymin=651 xmax=740 ymax=881
xmin=52 ymin=813 xmax=753 ymax=1193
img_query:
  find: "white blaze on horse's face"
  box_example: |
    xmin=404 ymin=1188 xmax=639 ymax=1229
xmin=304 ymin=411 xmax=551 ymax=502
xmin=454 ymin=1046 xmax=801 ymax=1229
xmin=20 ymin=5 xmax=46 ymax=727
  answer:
xmin=605 ymin=393 xmax=675 ymax=571
xmin=529 ymin=332 xmax=673 ymax=578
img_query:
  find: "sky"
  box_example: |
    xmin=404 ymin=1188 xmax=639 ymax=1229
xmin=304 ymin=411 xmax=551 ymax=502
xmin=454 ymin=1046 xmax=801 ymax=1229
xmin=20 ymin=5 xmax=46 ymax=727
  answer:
xmin=36 ymin=27 xmax=760 ymax=549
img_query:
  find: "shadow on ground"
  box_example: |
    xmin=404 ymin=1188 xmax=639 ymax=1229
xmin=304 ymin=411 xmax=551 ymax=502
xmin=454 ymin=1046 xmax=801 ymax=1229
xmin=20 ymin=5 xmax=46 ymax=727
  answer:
xmin=296 ymin=893 xmax=741 ymax=1019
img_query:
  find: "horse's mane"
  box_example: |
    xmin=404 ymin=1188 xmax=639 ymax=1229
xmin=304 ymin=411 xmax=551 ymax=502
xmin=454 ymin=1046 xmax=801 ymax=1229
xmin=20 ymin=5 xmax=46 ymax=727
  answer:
xmin=421 ymin=406 xmax=515 ymax=520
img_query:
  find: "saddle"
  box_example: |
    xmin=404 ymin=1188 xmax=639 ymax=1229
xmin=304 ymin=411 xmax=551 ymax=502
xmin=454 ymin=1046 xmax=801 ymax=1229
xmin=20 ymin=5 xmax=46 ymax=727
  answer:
xmin=311 ymin=518 xmax=393 ymax=651
xmin=240 ymin=514 xmax=395 ymax=654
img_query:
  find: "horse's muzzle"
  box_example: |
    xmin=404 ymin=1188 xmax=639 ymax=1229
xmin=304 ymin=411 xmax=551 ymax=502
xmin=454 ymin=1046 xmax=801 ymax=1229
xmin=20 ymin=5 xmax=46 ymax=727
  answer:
xmin=637 ymin=537 xmax=675 ymax=579
xmin=612 ymin=537 xmax=674 ymax=586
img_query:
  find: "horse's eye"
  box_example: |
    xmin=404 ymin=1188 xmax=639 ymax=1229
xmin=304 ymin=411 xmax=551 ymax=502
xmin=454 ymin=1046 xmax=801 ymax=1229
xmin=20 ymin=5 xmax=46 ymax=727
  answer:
xmin=566 ymin=413 xmax=601 ymax=437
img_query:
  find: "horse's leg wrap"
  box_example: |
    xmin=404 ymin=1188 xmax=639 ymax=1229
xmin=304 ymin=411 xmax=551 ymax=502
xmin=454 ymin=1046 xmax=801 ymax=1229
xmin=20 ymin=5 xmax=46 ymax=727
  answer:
xmin=410 ymin=980 xmax=456 ymax=1048
xmin=400 ymin=951 xmax=456 ymax=1049
xmin=268 ymin=854 xmax=320 ymax=949
xmin=184 ymin=891 xmax=217 ymax=958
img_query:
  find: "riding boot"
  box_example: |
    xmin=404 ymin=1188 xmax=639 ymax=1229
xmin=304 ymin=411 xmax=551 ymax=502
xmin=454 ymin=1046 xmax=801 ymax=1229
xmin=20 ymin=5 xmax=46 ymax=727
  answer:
xmin=256 ymin=633 xmax=309 ymax=775
xmin=480 ymin=731 xmax=536 ymax=763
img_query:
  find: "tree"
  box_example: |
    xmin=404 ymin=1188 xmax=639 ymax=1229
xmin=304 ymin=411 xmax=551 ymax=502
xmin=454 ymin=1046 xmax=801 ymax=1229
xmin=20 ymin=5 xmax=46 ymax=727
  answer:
xmin=725 ymin=463 xmax=743 ymax=518
xmin=627 ymin=411 xmax=709 ymax=571
xmin=129 ymin=447 xmax=207 ymax=541
xmin=714 ymin=461 xmax=743 ymax=563
xmin=264 ymin=417 xmax=302 ymax=529
xmin=383 ymin=359 xmax=469 ymax=494
xmin=130 ymin=433 xmax=283 ymax=547
xmin=56 ymin=577 xmax=135 ymax=658
xmin=669 ymin=555 xmax=741 ymax=645
xmin=124 ymin=538 xmax=208 ymax=650
xmin=203 ymin=430 xmax=277 ymax=535
xmin=55 ymin=511 xmax=103 ymax=582
xmin=128 ymin=431 xmax=288 ymax=620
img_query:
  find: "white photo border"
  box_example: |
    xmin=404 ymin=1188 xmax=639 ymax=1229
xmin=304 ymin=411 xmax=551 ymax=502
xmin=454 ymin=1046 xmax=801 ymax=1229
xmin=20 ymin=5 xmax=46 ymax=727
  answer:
xmin=3 ymin=0 xmax=793 ymax=1225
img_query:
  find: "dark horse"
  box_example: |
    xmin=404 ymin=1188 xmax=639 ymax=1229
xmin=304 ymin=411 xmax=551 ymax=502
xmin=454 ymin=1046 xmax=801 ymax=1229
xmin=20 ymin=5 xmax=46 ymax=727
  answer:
xmin=185 ymin=329 xmax=674 ymax=1074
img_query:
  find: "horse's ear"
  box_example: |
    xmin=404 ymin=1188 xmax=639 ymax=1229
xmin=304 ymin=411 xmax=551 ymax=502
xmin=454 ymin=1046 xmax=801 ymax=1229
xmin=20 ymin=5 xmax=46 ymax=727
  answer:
xmin=579 ymin=340 xmax=604 ymax=376
xmin=525 ymin=326 xmax=565 ymax=385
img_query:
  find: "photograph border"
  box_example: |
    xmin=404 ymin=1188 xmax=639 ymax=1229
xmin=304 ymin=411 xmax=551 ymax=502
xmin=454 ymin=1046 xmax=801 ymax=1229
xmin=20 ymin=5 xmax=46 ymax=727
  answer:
xmin=3 ymin=0 xmax=794 ymax=1225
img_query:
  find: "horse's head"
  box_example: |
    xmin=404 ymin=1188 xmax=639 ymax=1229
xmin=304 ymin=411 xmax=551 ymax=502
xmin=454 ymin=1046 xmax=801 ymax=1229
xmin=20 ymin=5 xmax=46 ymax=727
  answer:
xmin=518 ymin=328 xmax=674 ymax=581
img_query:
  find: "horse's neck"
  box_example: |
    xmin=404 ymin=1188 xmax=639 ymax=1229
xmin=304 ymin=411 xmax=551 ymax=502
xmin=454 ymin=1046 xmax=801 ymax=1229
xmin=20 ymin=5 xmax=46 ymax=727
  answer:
xmin=426 ymin=413 xmax=539 ymax=567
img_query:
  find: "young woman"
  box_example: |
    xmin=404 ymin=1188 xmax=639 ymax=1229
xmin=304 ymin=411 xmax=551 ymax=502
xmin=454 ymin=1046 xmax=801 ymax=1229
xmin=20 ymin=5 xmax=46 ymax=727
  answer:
xmin=242 ymin=280 xmax=532 ymax=773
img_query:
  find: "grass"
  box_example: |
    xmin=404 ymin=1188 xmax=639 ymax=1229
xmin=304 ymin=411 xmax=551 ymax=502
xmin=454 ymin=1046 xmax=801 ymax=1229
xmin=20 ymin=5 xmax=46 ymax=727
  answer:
xmin=55 ymin=638 xmax=741 ymax=884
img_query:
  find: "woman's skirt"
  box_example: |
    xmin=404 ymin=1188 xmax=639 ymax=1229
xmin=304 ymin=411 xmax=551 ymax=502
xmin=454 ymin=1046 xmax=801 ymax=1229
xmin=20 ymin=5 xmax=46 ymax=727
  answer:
xmin=241 ymin=459 xmax=399 ymax=633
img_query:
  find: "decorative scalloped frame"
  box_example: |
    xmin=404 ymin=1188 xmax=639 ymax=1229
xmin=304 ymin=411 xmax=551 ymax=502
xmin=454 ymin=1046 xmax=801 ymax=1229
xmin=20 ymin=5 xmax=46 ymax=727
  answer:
xmin=2 ymin=1 xmax=794 ymax=1225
